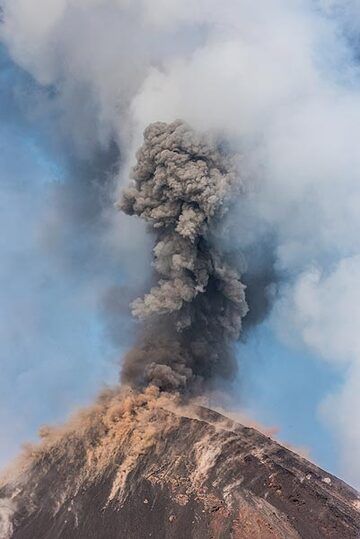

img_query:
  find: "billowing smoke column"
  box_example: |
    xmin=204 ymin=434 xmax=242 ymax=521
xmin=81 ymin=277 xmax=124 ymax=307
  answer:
xmin=119 ymin=120 xmax=248 ymax=393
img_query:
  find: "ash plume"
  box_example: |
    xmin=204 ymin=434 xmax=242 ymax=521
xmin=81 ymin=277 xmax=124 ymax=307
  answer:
xmin=3 ymin=0 xmax=360 ymax=491
xmin=118 ymin=120 xmax=248 ymax=393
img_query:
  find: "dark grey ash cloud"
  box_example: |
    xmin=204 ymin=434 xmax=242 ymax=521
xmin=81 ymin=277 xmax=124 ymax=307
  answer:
xmin=119 ymin=120 xmax=249 ymax=392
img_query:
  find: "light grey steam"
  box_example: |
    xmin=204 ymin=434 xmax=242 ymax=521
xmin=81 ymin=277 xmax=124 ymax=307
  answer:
xmin=119 ymin=120 xmax=248 ymax=392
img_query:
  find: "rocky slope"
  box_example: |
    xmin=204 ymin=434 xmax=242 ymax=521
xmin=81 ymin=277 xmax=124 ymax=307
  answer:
xmin=0 ymin=389 xmax=359 ymax=539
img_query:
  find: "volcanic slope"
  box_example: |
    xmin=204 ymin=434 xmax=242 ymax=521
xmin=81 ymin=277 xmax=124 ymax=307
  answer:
xmin=0 ymin=388 xmax=359 ymax=539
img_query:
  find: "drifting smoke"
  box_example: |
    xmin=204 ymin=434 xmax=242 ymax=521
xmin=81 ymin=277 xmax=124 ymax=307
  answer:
xmin=119 ymin=120 xmax=248 ymax=392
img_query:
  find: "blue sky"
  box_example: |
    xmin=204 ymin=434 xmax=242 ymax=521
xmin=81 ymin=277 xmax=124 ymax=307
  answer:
xmin=0 ymin=47 xmax=119 ymax=462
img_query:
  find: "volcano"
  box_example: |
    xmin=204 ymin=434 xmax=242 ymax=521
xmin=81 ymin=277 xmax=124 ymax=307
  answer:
xmin=1 ymin=122 xmax=359 ymax=539
xmin=0 ymin=389 xmax=359 ymax=539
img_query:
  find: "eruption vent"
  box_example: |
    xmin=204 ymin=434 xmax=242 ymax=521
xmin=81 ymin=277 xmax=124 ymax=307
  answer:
xmin=119 ymin=120 xmax=248 ymax=393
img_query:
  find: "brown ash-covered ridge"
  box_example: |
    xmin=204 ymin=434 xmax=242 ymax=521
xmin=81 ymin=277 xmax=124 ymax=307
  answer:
xmin=0 ymin=388 xmax=359 ymax=539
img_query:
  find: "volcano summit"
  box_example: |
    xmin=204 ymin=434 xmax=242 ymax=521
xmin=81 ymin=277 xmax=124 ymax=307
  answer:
xmin=0 ymin=389 xmax=359 ymax=539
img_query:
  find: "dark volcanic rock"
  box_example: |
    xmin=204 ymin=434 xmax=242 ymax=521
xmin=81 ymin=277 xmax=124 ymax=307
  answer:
xmin=0 ymin=390 xmax=359 ymax=539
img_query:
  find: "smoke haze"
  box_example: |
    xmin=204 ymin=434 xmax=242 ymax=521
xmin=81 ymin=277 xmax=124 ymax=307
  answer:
xmin=1 ymin=0 xmax=360 ymax=488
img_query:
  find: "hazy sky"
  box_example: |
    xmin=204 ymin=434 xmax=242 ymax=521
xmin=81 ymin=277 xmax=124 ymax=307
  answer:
xmin=1 ymin=0 xmax=360 ymax=489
